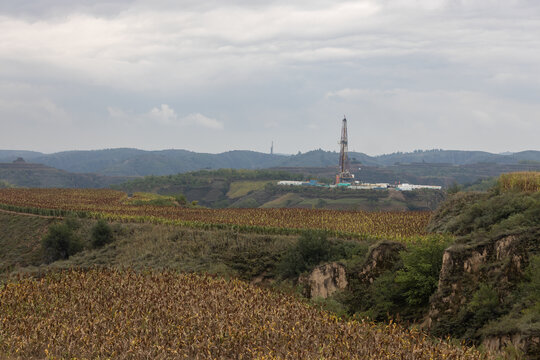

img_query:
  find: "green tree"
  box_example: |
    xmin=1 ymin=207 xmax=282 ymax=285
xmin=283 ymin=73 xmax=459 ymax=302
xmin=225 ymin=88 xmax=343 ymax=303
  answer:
xmin=278 ymin=231 xmax=331 ymax=278
xmin=395 ymin=239 xmax=449 ymax=308
xmin=91 ymin=219 xmax=114 ymax=248
xmin=447 ymin=182 xmax=462 ymax=194
xmin=42 ymin=223 xmax=82 ymax=263
xmin=175 ymin=193 xmax=187 ymax=206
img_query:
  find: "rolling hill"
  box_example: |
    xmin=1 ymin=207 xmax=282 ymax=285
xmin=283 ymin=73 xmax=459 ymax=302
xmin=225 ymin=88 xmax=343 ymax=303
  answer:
xmin=0 ymin=161 xmax=131 ymax=188
xmin=1 ymin=148 xmax=538 ymax=177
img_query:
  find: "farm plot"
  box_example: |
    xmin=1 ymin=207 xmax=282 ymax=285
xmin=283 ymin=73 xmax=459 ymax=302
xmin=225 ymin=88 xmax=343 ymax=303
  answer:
xmin=0 ymin=189 xmax=433 ymax=241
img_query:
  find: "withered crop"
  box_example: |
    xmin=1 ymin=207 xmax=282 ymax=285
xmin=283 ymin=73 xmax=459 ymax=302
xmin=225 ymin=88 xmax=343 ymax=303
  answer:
xmin=0 ymin=269 xmax=491 ymax=359
xmin=497 ymin=171 xmax=540 ymax=193
xmin=0 ymin=188 xmax=432 ymax=241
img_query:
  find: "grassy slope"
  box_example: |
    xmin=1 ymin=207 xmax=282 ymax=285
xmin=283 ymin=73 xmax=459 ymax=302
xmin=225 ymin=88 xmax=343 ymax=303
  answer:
xmin=253 ymin=186 xmax=443 ymax=211
xmin=226 ymin=180 xmax=275 ymax=199
xmin=0 ymin=211 xmax=494 ymax=359
xmin=111 ymin=168 xmax=447 ymax=211
xmin=0 ymin=211 xmax=298 ymax=281
xmin=0 ymin=212 xmax=55 ymax=272
xmin=56 ymin=224 xmax=296 ymax=280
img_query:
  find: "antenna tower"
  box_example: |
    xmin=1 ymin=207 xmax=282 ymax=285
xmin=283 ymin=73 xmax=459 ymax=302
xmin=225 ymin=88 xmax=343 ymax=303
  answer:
xmin=270 ymin=141 xmax=274 ymax=155
xmin=336 ymin=116 xmax=354 ymax=184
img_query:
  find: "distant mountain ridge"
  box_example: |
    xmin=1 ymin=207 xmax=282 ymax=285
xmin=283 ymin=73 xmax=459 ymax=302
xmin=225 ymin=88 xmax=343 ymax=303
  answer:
xmin=0 ymin=148 xmax=538 ymax=177
xmin=0 ymin=162 xmax=131 ymax=188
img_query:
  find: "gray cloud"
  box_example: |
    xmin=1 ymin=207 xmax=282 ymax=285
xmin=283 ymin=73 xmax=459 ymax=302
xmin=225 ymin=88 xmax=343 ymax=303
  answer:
xmin=0 ymin=0 xmax=539 ymax=154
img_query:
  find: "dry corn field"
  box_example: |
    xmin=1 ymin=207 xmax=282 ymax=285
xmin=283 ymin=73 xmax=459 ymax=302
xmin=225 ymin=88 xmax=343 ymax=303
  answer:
xmin=0 ymin=189 xmax=431 ymax=240
xmin=0 ymin=269 xmax=490 ymax=360
xmin=498 ymin=171 xmax=540 ymax=192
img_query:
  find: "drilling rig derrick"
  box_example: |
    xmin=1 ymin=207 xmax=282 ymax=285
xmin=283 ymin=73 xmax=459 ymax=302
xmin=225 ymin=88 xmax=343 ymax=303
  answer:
xmin=336 ymin=116 xmax=354 ymax=185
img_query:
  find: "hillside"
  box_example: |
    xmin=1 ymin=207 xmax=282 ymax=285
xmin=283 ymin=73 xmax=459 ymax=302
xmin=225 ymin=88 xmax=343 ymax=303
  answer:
xmin=1 ymin=148 xmax=538 ymax=178
xmin=0 ymin=162 xmax=131 ymax=188
xmin=2 ymin=173 xmax=537 ymax=357
xmin=424 ymin=175 xmax=540 ymax=356
xmin=272 ymin=162 xmax=540 ymax=188
xmin=0 ymin=211 xmax=55 ymax=273
xmin=111 ymin=169 xmax=445 ymax=211
xmin=0 ymin=268 xmax=489 ymax=360
xmin=375 ymin=150 xmax=540 ymax=166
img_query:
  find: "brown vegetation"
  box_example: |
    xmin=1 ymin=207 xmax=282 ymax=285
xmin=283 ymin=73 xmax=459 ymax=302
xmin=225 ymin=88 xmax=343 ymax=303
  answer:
xmin=497 ymin=172 xmax=540 ymax=193
xmin=0 ymin=188 xmax=432 ymax=240
xmin=0 ymin=269 xmax=491 ymax=359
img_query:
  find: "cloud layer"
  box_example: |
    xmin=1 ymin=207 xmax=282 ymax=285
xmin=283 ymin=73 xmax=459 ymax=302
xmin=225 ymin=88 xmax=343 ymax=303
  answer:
xmin=1 ymin=0 xmax=539 ymax=154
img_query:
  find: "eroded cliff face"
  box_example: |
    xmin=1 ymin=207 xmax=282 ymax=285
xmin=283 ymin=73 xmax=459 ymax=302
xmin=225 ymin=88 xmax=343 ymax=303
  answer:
xmin=482 ymin=334 xmax=540 ymax=359
xmin=358 ymin=241 xmax=406 ymax=284
xmin=300 ymin=262 xmax=348 ymax=299
xmin=300 ymin=241 xmax=406 ymax=299
xmin=425 ymin=231 xmax=538 ymax=356
xmin=427 ymin=235 xmax=525 ymax=326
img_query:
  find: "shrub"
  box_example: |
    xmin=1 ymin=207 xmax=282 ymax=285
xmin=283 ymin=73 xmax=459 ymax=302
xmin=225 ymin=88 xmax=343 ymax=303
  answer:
xmin=395 ymin=239 xmax=450 ymax=308
xmin=42 ymin=222 xmax=82 ymax=263
xmin=64 ymin=215 xmax=81 ymax=231
xmin=91 ymin=219 xmax=114 ymax=248
xmin=447 ymin=182 xmax=462 ymax=195
xmin=346 ymin=237 xmax=450 ymax=322
xmin=429 ymin=190 xmax=539 ymax=236
xmin=175 ymin=193 xmax=187 ymax=206
xmin=277 ymin=231 xmax=331 ymax=278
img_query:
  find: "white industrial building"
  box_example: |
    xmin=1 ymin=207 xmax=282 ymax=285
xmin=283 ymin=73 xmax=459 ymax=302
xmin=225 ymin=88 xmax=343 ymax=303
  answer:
xmin=277 ymin=181 xmax=304 ymax=186
xmin=396 ymin=183 xmax=442 ymax=191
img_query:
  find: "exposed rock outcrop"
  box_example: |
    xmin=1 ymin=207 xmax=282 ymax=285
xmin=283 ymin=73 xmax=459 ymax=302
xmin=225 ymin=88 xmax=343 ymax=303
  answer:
xmin=425 ymin=228 xmax=540 ymax=357
xmin=358 ymin=241 xmax=406 ymax=284
xmin=426 ymin=234 xmax=528 ymax=329
xmin=300 ymin=262 xmax=347 ymax=299
xmin=482 ymin=334 xmax=540 ymax=359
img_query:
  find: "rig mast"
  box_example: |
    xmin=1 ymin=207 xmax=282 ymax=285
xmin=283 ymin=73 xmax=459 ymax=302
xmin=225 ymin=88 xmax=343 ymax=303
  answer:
xmin=336 ymin=116 xmax=354 ymax=184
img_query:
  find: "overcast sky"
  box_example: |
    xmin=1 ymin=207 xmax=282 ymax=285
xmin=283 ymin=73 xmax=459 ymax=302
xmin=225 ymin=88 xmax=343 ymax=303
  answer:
xmin=1 ymin=0 xmax=539 ymax=155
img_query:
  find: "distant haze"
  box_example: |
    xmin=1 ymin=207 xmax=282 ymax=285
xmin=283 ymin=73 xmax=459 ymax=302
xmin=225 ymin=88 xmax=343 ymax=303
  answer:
xmin=1 ymin=1 xmax=539 ymax=155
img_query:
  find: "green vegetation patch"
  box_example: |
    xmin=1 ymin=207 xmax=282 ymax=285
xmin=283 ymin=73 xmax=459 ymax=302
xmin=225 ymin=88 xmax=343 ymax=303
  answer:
xmin=260 ymin=193 xmax=303 ymax=208
xmin=227 ymin=180 xmax=275 ymax=199
xmin=124 ymin=192 xmax=178 ymax=206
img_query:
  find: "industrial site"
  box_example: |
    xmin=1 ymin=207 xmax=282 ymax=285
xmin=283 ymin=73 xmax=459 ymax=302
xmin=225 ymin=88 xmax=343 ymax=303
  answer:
xmin=278 ymin=117 xmax=442 ymax=191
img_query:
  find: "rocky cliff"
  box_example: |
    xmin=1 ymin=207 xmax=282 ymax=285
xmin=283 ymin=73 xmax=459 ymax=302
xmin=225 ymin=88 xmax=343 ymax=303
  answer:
xmin=425 ymin=184 xmax=540 ymax=358
xmin=300 ymin=262 xmax=348 ymax=299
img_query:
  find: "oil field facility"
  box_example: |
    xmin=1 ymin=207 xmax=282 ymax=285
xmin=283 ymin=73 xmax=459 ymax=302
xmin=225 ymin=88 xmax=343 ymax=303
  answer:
xmin=278 ymin=117 xmax=442 ymax=191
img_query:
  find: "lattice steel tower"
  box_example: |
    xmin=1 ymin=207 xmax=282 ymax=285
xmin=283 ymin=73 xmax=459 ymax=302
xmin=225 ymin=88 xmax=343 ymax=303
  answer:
xmin=336 ymin=116 xmax=354 ymax=184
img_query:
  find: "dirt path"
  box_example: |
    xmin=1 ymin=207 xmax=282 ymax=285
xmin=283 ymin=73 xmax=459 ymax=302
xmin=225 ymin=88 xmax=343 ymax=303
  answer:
xmin=0 ymin=208 xmax=63 ymax=220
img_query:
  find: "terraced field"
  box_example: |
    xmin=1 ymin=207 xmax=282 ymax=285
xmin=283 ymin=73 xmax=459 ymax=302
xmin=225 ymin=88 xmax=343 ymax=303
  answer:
xmin=0 ymin=188 xmax=433 ymax=241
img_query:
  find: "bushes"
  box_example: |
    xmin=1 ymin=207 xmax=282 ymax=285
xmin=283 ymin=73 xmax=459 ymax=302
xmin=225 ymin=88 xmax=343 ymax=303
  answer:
xmin=41 ymin=218 xmax=115 ymax=263
xmin=428 ymin=190 xmax=539 ymax=237
xmin=346 ymin=237 xmax=450 ymax=322
xmin=480 ymin=255 xmax=540 ymax=339
xmin=174 ymin=193 xmax=187 ymax=206
xmin=91 ymin=219 xmax=114 ymax=248
xmin=277 ymin=231 xmax=371 ymax=280
xmin=42 ymin=221 xmax=82 ymax=263
xmin=395 ymin=239 xmax=450 ymax=308
xmin=277 ymin=231 xmax=332 ymax=278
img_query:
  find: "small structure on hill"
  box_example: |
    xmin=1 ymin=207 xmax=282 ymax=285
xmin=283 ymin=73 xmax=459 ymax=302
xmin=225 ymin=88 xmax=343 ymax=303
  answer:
xmin=12 ymin=157 xmax=26 ymax=164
